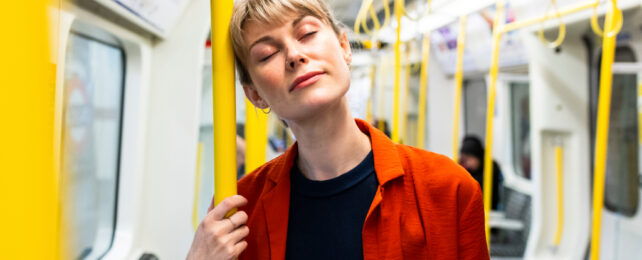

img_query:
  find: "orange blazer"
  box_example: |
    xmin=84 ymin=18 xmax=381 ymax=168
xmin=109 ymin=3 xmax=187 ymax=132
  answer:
xmin=236 ymin=119 xmax=489 ymax=260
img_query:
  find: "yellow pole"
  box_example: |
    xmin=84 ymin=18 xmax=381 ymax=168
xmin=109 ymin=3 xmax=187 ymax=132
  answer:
xmin=378 ymin=56 xmax=387 ymax=132
xmin=211 ymin=0 xmax=237 ymax=209
xmin=590 ymin=2 xmax=621 ymax=259
xmin=402 ymin=60 xmax=411 ymax=144
xmin=417 ymin=34 xmax=430 ymax=149
xmin=367 ymin=65 xmax=376 ymax=123
xmin=553 ymin=144 xmax=564 ymax=246
xmin=638 ymin=83 xmax=642 ymax=145
xmin=192 ymin=143 xmax=204 ymax=231
xmin=0 ymin=1 xmax=60 ymax=259
xmin=392 ymin=0 xmax=403 ymax=143
xmin=483 ymin=0 xmax=505 ymax=246
xmin=245 ymin=99 xmax=268 ymax=175
xmin=452 ymin=15 xmax=467 ymax=162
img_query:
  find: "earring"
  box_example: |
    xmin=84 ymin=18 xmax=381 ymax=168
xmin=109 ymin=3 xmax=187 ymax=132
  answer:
xmin=261 ymin=107 xmax=271 ymax=114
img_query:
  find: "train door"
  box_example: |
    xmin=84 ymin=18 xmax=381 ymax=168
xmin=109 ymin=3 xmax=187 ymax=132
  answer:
xmin=588 ymin=32 xmax=642 ymax=259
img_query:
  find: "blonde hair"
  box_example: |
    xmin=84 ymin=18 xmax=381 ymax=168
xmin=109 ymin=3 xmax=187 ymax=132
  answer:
xmin=230 ymin=0 xmax=342 ymax=85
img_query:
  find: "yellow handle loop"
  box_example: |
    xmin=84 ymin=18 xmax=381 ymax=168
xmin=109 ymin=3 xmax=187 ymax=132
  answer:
xmin=402 ymin=0 xmax=431 ymax=21
xmin=591 ymin=0 xmax=623 ymax=38
xmin=537 ymin=0 xmax=567 ymax=48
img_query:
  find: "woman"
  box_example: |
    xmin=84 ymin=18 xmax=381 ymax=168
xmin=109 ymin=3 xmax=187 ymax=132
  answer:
xmin=187 ymin=0 xmax=488 ymax=259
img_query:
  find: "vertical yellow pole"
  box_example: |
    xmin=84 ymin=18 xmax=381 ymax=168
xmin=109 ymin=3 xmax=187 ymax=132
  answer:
xmin=192 ymin=143 xmax=204 ymax=230
xmin=484 ymin=0 xmax=504 ymax=246
xmin=245 ymin=99 xmax=268 ymax=175
xmin=367 ymin=65 xmax=376 ymax=124
xmin=417 ymin=34 xmax=430 ymax=149
xmin=392 ymin=0 xmax=403 ymax=143
xmin=590 ymin=2 xmax=621 ymax=259
xmin=402 ymin=60 xmax=411 ymax=144
xmin=211 ymin=0 xmax=238 ymax=207
xmin=0 ymin=1 xmax=60 ymax=259
xmin=378 ymin=56 xmax=387 ymax=132
xmin=452 ymin=15 xmax=467 ymax=162
xmin=553 ymin=144 xmax=564 ymax=246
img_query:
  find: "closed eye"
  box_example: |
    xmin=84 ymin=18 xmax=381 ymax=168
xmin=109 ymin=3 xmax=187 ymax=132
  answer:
xmin=260 ymin=51 xmax=278 ymax=62
xmin=300 ymin=31 xmax=317 ymax=40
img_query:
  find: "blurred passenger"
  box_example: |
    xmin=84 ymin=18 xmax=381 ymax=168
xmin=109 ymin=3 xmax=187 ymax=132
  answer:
xmin=459 ymin=135 xmax=503 ymax=210
xmin=236 ymin=135 xmax=246 ymax=180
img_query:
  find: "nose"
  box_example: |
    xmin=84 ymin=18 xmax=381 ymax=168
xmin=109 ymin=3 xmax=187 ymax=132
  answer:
xmin=286 ymin=45 xmax=308 ymax=71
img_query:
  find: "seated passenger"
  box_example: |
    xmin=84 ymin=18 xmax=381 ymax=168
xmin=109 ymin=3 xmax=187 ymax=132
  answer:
xmin=459 ymin=135 xmax=504 ymax=210
xmin=187 ymin=1 xmax=489 ymax=259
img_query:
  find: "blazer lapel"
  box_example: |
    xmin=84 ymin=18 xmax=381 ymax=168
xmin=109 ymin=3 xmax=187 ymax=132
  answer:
xmin=261 ymin=144 xmax=297 ymax=260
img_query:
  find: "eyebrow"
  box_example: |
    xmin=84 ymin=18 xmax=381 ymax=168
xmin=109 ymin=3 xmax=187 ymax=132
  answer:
xmin=248 ymin=15 xmax=310 ymax=51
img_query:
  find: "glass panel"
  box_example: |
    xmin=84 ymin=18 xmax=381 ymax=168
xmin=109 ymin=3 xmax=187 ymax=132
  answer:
xmin=61 ymin=32 xmax=124 ymax=259
xmin=463 ymin=78 xmax=487 ymax=142
xmin=604 ymin=71 xmax=639 ymax=216
xmin=510 ymin=82 xmax=531 ymax=180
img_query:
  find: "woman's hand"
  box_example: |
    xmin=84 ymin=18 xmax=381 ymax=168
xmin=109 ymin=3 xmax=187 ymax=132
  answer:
xmin=186 ymin=195 xmax=249 ymax=260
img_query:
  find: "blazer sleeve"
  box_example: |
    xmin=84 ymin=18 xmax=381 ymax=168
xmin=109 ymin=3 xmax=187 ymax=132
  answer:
xmin=457 ymin=180 xmax=490 ymax=260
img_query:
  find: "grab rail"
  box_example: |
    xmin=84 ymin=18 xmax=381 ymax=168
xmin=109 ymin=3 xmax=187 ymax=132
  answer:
xmin=553 ymin=140 xmax=564 ymax=246
xmin=192 ymin=142 xmax=204 ymax=231
xmin=416 ymin=33 xmax=430 ymax=149
xmin=452 ymin=15 xmax=467 ymax=162
xmin=210 ymin=0 xmax=237 ymax=212
xmin=590 ymin=1 xmax=622 ymax=259
xmin=245 ymin=99 xmax=268 ymax=174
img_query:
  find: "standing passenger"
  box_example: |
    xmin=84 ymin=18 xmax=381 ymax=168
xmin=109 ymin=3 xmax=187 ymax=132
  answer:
xmin=187 ymin=0 xmax=489 ymax=259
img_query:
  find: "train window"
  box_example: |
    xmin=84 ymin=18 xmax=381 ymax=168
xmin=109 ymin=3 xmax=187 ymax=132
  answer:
xmin=463 ymin=78 xmax=487 ymax=141
xmin=510 ymin=82 xmax=531 ymax=180
xmin=593 ymin=46 xmax=639 ymax=216
xmin=60 ymin=31 xmax=125 ymax=259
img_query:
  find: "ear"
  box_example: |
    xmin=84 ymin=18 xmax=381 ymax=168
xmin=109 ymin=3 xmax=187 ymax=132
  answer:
xmin=243 ymin=84 xmax=269 ymax=109
xmin=338 ymin=31 xmax=352 ymax=65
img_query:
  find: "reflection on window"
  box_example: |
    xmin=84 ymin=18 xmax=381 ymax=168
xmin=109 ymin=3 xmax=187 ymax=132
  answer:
xmin=510 ymin=82 xmax=531 ymax=180
xmin=61 ymin=32 xmax=124 ymax=259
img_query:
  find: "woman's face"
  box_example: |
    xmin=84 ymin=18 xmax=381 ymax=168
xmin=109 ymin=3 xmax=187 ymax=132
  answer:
xmin=242 ymin=13 xmax=352 ymax=123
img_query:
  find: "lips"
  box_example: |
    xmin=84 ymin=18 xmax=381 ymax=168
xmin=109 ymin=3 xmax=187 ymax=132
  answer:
xmin=290 ymin=71 xmax=325 ymax=92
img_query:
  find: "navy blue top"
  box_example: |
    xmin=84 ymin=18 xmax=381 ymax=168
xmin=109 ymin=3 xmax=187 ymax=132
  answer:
xmin=285 ymin=151 xmax=378 ymax=260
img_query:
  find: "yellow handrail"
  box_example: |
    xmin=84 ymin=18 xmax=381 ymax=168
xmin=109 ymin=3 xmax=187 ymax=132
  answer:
xmin=416 ymin=33 xmax=430 ymax=149
xmin=245 ymin=99 xmax=268 ymax=175
xmin=211 ymin=0 xmax=238 ymax=212
xmin=402 ymin=58 xmax=411 ymax=144
xmin=392 ymin=0 xmax=403 ymax=143
xmin=590 ymin=1 xmax=621 ymax=259
xmin=367 ymin=65 xmax=376 ymax=123
xmin=553 ymin=142 xmax=564 ymax=246
xmin=192 ymin=143 xmax=204 ymax=231
xmin=501 ymin=0 xmax=599 ymax=33
xmin=452 ymin=15 xmax=467 ymax=162
xmin=483 ymin=0 xmax=504 ymax=247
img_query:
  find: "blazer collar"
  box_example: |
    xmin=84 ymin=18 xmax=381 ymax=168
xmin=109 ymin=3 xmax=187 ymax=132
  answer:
xmin=266 ymin=118 xmax=404 ymax=187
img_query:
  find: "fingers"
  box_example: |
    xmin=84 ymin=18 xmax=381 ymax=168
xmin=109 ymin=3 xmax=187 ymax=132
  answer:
xmin=209 ymin=195 xmax=248 ymax=220
xmin=228 ymin=210 xmax=248 ymax=229
xmin=226 ymin=225 xmax=250 ymax=244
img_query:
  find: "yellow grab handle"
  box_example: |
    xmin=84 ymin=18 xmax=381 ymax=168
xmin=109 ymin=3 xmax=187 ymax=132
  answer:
xmin=452 ymin=15 xmax=467 ymax=162
xmin=417 ymin=33 xmax=430 ymax=149
xmin=590 ymin=1 xmax=620 ymax=259
xmin=211 ymin=0 xmax=238 ymax=211
xmin=553 ymin=143 xmax=564 ymax=246
xmin=484 ymin=0 xmax=505 ymax=247
xmin=537 ymin=0 xmax=567 ymax=48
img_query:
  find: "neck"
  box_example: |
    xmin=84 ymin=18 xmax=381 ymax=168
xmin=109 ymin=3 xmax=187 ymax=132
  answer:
xmin=287 ymin=98 xmax=372 ymax=181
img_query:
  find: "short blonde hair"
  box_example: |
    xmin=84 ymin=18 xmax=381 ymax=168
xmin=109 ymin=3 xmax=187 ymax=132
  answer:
xmin=230 ymin=0 xmax=342 ymax=85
